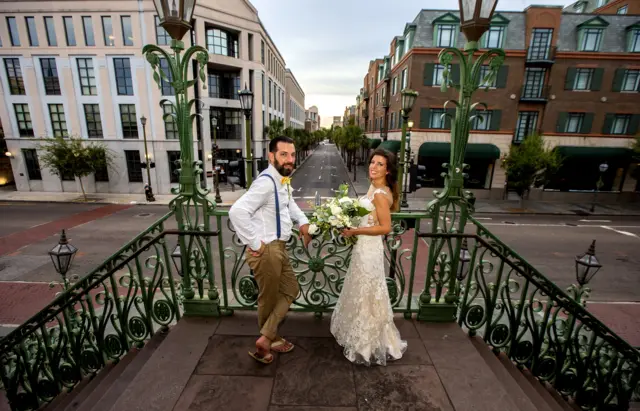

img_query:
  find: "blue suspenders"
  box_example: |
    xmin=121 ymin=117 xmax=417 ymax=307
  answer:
xmin=258 ymin=174 xmax=281 ymax=239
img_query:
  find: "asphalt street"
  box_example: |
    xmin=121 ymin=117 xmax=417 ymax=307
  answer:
xmin=291 ymin=143 xmax=357 ymax=199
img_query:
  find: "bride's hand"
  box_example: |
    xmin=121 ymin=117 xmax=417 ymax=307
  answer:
xmin=342 ymin=228 xmax=358 ymax=237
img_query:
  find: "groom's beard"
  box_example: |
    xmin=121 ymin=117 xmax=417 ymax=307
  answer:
xmin=274 ymin=158 xmax=294 ymax=177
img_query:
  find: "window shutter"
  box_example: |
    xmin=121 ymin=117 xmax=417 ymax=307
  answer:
xmin=564 ymin=68 xmax=577 ymax=90
xmin=580 ymin=113 xmax=594 ymax=134
xmin=496 ymin=66 xmax=509 ymax=88
xmin=445 ymin=108 xmax=455 ymax=129
xmin=591 ymin=68 xmax=604 ymax=91
xmin=420 ymin=108 xmax=430 ymax=129
xmin=556 ymin=112 xmax=567 ymax=133
xmin=628 ymin=114 xmax=640 ymax=135
xmin=611 ymin=69 xmax=625 ymax=92
xmin=490 ymin=110 xmax=502 ymax=131
xmin=601 ymin=113 xmax=615 ymax=134
xmin=423 ymin=63 xmax=434 ymax=86
xmin=451 ymin=64 xmax=460 ymax=85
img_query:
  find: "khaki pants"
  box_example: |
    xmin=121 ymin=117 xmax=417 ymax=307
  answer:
xmin=245 ymin=241 xmax=299 ymax=341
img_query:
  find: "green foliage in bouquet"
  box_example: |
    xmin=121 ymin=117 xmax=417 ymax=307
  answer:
xmin=307 ymin=184 xmax=371 ymax=246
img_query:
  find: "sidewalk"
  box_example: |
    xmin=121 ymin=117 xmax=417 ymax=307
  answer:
xmin=345 ymin=162 xmax=640 ymax=216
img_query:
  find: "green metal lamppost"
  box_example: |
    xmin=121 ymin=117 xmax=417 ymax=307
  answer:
xmin=397 ymin=89 xmax=418 ymax=209
xmin=418 ymin=0 xmax=504 ymax=321
xmin=239 ymin=84 xmax=254 ymax=187
xmin=401 ymin=120 xmax=414 ymax=208
xmin=145 ymin=0 xmax=219 ymax=311
xmin=210 ymin=115 xmax=222 ymax=203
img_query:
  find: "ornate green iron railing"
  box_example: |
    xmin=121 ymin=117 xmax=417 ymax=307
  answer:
xmin=1 ymin=208 xmax=639 ymax=410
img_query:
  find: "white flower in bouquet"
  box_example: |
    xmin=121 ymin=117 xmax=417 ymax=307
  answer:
xmin=330 ymin=204 xmax=342 ymax=216
xmin=308 ymin=223 xmax=319 ymax=236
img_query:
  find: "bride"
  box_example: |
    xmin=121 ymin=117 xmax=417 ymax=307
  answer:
xmin=330 ymin=148 xmax=407 ymax=366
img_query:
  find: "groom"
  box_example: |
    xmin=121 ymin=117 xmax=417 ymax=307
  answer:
xmin=229 ymin=135 xmax=311 ymax=364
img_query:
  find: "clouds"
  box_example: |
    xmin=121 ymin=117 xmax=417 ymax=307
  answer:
xmin=249 ymin=0 xmax=569 ymax=121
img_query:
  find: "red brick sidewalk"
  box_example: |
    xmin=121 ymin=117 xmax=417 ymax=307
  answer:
xmin=0 ymin=204 xmax=132 ymax=256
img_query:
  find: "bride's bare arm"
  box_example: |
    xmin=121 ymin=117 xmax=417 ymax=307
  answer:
xmin=343 ymin=193 xmax=392 ymax=237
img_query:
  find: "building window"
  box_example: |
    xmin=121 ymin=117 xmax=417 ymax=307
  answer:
xmin=528 ymin=29 xmax=553 ymax=60
xmin=41 ymin=58 xmax=61 ymax=95
xmin=429 ymin=109 xmax=446 ymax=129
xmin=5 ymin=58 xmax=25 ymax=95
xmin=119 ymin=104 xmax=138 ymax=138
xmin=514 ymin=111 xmax=538 ymax=142
xmin=579 ymin=28 xmax=603 ymax=52
xmin=84 ymin=104 xmax=103 ymax=138
xmin=26 ymin=17 xmax=39 ymax=46
xmin=471 ymin=110 xmax=492 ymax=130
xmin=261 ymin=40 xmax=265 ymax=64
xmin=63 ymin=16 xmax=77 ymax=46
xmin=621 ymin=70 xmax=640 ymax=92
xmin=565 ymin=113 xmax=584 ymax=133
xmin=167 ymin=151 xmax=181 ymax=183
xmin=155 ymin=16 xmax=171 ymax=45
xmin=436 ymin=24 xmax=456 ymax=47
xmin=124 ymin=150 xmax=143 ymax=182
xmin=206 ymin=28 xmax=239 ymax=58
xmin=208 ymin=71 xmax=240 ymax=99
xmin=163 ymin=104 xmax=178 ymax=139
xmin=433 ymin=64 xmax=448 ymax=86
xmin=392 ymin=77 xmax=398 ymax=95
xmin=114 ymin=58 xmax=133 ymax=95
xmin=22 ymin=149 xmax=42 ymax=180
xmin=611 ymin=115 xmax=631 ymax=135
xmin=82 ymin=16 xmax=95 ymax=46
xmin=14 ymin=104 xmax=34 ymax=137
xmin=478 ymin=65 xmax=497 ymax=88
xmin=523 ymin=67 xmax=546 ymax=97
xmin=401 ymin=68 xmax=408 ymax=90
xmin=44 ymin=17 xmax=58 ymax=46
xmin=629 ymin=29 xmax=640 ymax=52
xmin=121 ymin=16 xmax=133 ymax=46
xmin=159 ymin=58 xmax=174 ymax=95
xmin=7 ymin=17 xmax=20 ymax=46
xmin=574 ymin=68 xmax=593 ymax=90
xmin=211 ymin=109 xmax=242 ymax=140
xmin=48 ymin=104 xmax=67 ymax=137
xmin=617 ymin=5 xmax=628 ymax=14
xmin=77 ymin=58 xmax=97 ymax=96
xmin=94 ymin=151 xmax=109 ymax=181
xmin=484 ymin=25 xmax=504 ymax=48
xmin=102 ymin=16 xmax=114 ymax=46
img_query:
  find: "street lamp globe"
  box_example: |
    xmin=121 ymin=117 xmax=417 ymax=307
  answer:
xmin=408 ymin=120 xmax=414 ymax=129
xmin=49 ymin=229 xmax=78 ymax=278
xmin=238 ymin=84 xmax=254 ymax=117
xmin=599 ymin=162 xmax=609 ymax=173
xmin=401 ymin=89 xmax=418 ymax=116
xmin=575 ymin=240 xmax=601 ymax=286
xmin=140 ymin=115 xmax=147 ymax=126
xmin=153 ymin=0 xmax=196 ymax=41
xmin=458 ymin=0 xmax=498 ymax=42
xmin=211 ymin=115 xmax=218 ymax=127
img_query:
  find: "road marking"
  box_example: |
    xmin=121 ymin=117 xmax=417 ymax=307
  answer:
xmin=318 ymin=176 xmax=321 ymax=180
xmin=601 ymin=226 xmax=640 ymax=239
xmin=579 ymin=219 xmax=611 ymax=223
xmin=474 ymin=217 xmax=492 ymax=220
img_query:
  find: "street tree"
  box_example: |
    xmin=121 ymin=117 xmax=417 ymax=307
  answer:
xmin=503 ymin=133 xmax=561 ymax=208
xmin=38 ymin=137 xmax=115 ymax=201
xmin=264 ymin=119 xmax=285 ymax=140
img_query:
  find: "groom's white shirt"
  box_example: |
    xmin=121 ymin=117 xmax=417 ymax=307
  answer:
xmin=228 ymin=164 xmax=309 ymax=251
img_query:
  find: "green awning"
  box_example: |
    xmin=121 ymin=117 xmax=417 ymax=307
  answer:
xmin=367 ymin=138 xmax=381 ymax=149
xmin=378 ymin=140 xmax=401 ymax=153
xmin=554 ymin=146 xmax=633 ymax=161
xmin=418 ymin=142 xmax=501 ymax=160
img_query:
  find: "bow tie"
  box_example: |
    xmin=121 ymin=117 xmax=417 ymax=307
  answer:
xmin=281 ymin=177 xmax=291 ymax=185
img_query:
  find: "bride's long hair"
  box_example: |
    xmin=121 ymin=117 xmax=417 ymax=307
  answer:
xmin=368 ymin=148 xmax=400 ymax=212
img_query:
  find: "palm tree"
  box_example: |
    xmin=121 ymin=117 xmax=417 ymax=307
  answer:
xmin=264 ymin=119 xmax=285 ymax=140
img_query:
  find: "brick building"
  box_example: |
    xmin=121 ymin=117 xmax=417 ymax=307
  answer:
xmin=357 ymin=6 xmax=640 ymax=200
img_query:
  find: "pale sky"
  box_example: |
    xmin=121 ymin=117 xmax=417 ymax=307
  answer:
xmin=249 ymin=0 xmax=569 ymax=128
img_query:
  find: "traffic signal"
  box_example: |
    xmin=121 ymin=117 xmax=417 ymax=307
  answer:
xmin=228 ymin=160 xmax=246 ymax=188
xmin=409 ymin=160 xmax=426 ymax=193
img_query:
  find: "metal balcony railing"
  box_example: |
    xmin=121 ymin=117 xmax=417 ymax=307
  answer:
xmin=525 ymin=46 xmax=557 ymax=64
xmin=520 ymin=85 xmax=550 ymax=102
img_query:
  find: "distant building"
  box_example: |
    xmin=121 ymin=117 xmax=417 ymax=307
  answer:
xmin=332 ymin=116 xmax=343 ymax=128
xmin=305 ymin=106 xmax=320 ymax=132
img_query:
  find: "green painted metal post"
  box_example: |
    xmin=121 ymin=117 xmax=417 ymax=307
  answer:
xmin=244 ymin=114 xmax=253 ymax=187
xmin=398 ymin=113 xmax=408 ymax=203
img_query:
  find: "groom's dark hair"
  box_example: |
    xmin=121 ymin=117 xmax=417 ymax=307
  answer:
xmin=269 ymin=136 xmax=295 ymax=153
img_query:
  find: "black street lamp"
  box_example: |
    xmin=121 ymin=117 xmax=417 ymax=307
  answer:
xmin=140 ymin=116 xmax=156 ymax=202
xmin=49 ymin=230 xmax=78 ymax=281
xmin=457 ymin=238 xmax=472 ymax=282
xmin=590 ymin=162 xmax=609 ymax=213
xmin=575 ymin=240 xmax=601 ymax=287
xmin=239 ymin=84 xmax=254 ymax=187
xmin=153 ymin=0 xmax=197 ymax=41
xmin=211 ymin=115 xmax=222 ymax=203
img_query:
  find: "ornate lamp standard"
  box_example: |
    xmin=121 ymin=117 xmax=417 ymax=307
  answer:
xmin=211 ymin=115 xmax=222 ymax=203
xmin=139 ymin=115 xmax=156 ymax=202
xmin=397 ymin=88 xmax=418 ymax=209
xmin=239 ymin=85 xmax=255 ymax=187
xmin=590 ymin=162 xmax=608 ymax=213
xmin=145 ymin=0 xmax=217 ymax=309
xmin=401 ymin=120 xmax=414 ymax=208
xmin=49 ymin=230 xmax=78 ymax=289
xmin=418 ymin=0 xmax=504 ymax=321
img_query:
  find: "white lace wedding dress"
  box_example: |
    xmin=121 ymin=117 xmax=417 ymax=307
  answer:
xmin=330 ymin=188 xmax=407 ymax=366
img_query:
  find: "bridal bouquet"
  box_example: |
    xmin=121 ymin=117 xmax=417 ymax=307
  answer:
xmin=307 ymin=184 xmax=372 ymax=245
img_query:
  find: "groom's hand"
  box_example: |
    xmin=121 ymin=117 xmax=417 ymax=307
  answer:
xmin=299 ymin=224 xmax=312 ymax=248
xmin=249 ymin=242 xmax=265 ymax=257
